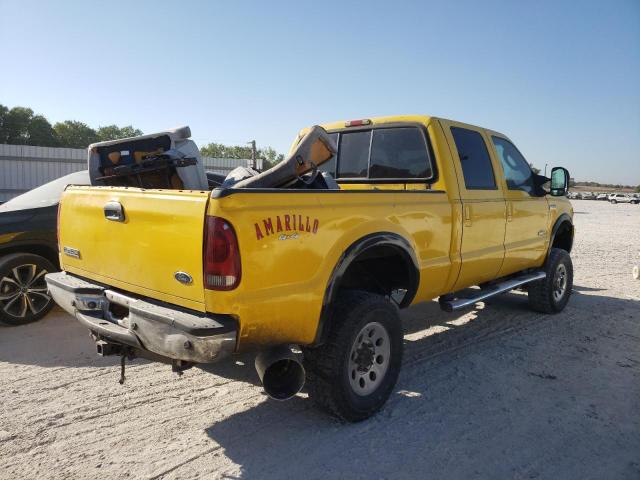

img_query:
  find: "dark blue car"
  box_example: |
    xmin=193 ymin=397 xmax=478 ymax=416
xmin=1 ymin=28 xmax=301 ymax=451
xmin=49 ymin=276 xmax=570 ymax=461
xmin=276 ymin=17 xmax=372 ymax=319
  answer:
xmin=0 ymin=171 xmax=89 ymax=325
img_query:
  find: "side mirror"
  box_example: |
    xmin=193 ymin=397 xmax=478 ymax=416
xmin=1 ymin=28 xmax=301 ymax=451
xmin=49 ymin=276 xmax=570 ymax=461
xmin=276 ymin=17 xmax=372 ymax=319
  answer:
xmin=550 ymin=167 xmax=569 ymax=196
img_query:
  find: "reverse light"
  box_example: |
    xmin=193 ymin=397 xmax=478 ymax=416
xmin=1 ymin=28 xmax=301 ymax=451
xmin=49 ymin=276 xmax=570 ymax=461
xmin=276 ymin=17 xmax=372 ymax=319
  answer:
xmin=345 ymin=119 xmax=372 ymax=127
xmin=204 ymin=216 xmax=241 ymax=290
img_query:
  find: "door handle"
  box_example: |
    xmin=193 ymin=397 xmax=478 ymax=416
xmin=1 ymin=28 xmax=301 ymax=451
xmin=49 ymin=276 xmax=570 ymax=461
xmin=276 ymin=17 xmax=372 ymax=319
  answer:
xmin=464 ymin=204 xmax=472 ymax=227
xmin=104 ymin=201 xmax=125 ymax=222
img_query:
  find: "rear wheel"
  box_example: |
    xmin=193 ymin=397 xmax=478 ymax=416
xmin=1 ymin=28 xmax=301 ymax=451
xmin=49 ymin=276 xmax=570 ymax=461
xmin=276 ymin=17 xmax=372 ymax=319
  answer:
xmin=528 ymin=248 xmax=573 ymax=314
xmin=303 ymin=291 xmax=403 ymax=422
xmin=0 ymin=253 xmax=56 ymax=326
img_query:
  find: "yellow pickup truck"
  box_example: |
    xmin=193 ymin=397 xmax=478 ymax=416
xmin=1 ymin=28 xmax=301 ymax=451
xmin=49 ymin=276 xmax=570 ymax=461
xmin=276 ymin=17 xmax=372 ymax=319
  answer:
xmin=46 ymin=115 xmax=574 ymax=421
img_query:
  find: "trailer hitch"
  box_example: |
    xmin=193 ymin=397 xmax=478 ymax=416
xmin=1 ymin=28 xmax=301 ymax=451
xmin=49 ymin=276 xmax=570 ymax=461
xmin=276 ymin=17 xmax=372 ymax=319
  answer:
xmin=171 ymin=359 xmax=193 ymax=377
xmin=118 ymin=348 xmax=136 ymax=385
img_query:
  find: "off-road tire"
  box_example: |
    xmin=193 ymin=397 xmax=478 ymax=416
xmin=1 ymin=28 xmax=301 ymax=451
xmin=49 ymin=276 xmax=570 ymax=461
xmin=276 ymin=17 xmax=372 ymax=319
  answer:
xmin=528 ymin=248 xmax=573 ymax=314
xmin=0 ymin=253 xmax=56 ymax=326
xmin=303 ymin=290 xmax=403 ymax=422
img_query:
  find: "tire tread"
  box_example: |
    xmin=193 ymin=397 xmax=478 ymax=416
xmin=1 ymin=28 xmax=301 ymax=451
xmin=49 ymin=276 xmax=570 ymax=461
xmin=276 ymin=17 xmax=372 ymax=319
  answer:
xmin=303 ymin=290 xmax=401 ymax=422
xmin=528 ymin=248 xmax=573 ymax=314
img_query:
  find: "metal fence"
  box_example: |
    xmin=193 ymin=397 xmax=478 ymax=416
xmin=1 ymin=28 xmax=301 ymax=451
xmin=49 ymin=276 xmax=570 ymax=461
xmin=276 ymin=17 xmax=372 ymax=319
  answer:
xmin=0 ymin=143 xmax=258 ymax=202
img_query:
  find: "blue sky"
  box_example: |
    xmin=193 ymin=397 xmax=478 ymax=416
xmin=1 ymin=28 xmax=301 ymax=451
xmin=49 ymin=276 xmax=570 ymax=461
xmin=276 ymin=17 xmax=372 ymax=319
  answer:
xmin=1 ymin=0 xmax=638 ymax=184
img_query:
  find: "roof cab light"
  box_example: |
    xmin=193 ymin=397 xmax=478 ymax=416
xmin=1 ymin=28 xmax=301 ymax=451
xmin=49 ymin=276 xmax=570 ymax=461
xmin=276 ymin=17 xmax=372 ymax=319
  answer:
xmin=345 ymin=119 xmax=372 ymax=127
xmin=204 ymin=216 xmax=241 ymax=290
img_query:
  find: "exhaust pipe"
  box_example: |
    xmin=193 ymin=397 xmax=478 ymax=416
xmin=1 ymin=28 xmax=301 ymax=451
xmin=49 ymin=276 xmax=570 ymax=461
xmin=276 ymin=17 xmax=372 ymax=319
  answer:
xmin=255 ymin=346 xmax=305 ymax=401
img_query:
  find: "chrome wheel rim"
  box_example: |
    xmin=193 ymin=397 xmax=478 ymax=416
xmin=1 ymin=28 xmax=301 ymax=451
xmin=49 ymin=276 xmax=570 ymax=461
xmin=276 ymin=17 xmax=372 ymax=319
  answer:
xmin=348 ymin=321 xmax=390 ymax=396
xmin=0 ymin=264 xmax=51 ymax=318
xmin=553 ymin=263 xmax=568 ymax=302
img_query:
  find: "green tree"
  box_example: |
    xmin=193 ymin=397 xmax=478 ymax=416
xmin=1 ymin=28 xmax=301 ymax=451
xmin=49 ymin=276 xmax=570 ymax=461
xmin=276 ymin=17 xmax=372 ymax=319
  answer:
xmin=0 ymin=104 xmax=8 ymax=143
xmin=0 ymin=105 xmax=59 ymax=146
xmin=200 ymin=142 xmax=228 ymax=158
xmin=259 ymin=146 xmax=284 ymax=169
xmin=201 ymin=142 xmax=251 ymax=159
xmin=97 ymin=124 xmax=143 ymax=142
xmin=636 ymin=185 xmax=640 ymax=193
xmin=53 ymin=120 xmax=99 ymax=148
xmin=1 ymin=106 xmax=35 ymax=144
xmin=27 ymin=115 xmax=59 ymax=146
xmin=200 ymin=142 xmax=285 ymax=170
xmin=0 ymin=103 xmax=144 ymax=148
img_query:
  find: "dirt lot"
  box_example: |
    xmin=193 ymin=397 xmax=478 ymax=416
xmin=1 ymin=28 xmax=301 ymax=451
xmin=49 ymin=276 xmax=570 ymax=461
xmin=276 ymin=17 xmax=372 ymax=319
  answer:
xmin=1 ymin=200 xmax=638 ymax=480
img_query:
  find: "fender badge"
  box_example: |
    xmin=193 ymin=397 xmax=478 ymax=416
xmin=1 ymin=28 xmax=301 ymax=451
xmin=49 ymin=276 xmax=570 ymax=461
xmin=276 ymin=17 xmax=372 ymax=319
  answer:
xmin=278 ymin=232 xmax=299 ymax=241
xmin=174 ymin=271 xmax=193 ymax=285
xmin=63 ymin=246 xmax=81 ymax=259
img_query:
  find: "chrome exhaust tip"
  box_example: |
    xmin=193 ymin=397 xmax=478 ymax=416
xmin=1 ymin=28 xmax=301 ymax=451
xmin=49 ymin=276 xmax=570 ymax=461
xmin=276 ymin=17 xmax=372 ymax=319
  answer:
xmin=255 ymin=346 xmax=305 ymax=401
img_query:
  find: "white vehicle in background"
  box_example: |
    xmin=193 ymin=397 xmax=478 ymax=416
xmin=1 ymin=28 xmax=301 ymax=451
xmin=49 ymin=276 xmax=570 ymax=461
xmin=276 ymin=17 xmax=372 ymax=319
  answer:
xmin=580 ymin=192 xmax=595 ymax=200
xmin=609 ymin=193 xmax=638 ymax=204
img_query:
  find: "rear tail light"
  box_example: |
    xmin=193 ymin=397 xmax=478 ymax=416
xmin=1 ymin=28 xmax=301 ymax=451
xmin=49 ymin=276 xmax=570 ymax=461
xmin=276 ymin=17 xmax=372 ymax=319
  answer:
xmin=204 ymin=216 xmax=241 ymax=290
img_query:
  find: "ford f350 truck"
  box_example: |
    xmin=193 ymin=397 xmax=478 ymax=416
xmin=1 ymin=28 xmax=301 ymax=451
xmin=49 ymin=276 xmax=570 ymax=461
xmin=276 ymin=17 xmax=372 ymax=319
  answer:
xmin=46 ymin=115 xmax=574 ymax=421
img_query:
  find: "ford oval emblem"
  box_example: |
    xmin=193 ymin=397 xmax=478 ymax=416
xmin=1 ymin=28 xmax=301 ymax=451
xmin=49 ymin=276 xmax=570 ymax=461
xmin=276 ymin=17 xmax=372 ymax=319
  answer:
xmin=174 ymin=271 xmax=193 ymax=285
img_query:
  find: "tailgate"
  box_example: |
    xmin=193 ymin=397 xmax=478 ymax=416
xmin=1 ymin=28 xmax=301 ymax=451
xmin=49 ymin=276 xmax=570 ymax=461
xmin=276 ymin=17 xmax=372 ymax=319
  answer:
xmin=59 ymin=186 xmax=210 ymax=310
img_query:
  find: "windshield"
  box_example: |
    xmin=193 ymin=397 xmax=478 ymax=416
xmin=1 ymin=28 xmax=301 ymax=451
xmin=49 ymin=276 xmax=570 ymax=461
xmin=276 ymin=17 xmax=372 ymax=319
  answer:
xmin=0 ymin=170 xmax=90 ymax=212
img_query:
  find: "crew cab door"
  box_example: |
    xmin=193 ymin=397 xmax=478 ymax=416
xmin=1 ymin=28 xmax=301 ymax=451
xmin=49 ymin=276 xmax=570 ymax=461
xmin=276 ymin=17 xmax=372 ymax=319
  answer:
xmin=490 ymin=135 xmax=549 ymax=276
xmin=443 ymin=122 xmax=507 ymax=289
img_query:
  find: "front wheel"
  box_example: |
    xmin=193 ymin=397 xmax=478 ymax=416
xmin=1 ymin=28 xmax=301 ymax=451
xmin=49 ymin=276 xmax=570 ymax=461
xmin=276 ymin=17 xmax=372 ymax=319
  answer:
xmin=528 ymin=248 xmax=573 ymax=313
xmin=303 ymin=291 xmax=403 ymax=422
xmin=611 ymin=199 xmax=617 ymax=204
xmin=0 ymin=253 xmax=56 ymax=326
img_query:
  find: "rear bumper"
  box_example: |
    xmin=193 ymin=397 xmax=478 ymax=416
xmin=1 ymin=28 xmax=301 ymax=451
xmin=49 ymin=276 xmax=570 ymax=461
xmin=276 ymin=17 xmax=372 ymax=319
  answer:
xmin=45 ymin=271 xmax=237 ymax=364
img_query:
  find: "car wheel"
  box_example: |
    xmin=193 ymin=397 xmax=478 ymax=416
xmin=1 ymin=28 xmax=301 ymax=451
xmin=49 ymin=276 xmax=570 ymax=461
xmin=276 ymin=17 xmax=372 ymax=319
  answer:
xmin=0 ymin=253 xmax=56 ymax=326
xmin=527 ymin=248 xmax=573 ymax=314
xmin=303 ymin=290 xmax=403 ymax=422
xmin=611 ymin=199 xmax=617 ymax=204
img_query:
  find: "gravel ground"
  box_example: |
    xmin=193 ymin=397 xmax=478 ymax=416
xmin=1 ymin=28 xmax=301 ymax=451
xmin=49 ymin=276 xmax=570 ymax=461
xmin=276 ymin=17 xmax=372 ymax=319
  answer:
xmin=1 ymin=200 xmax=638 ymax=480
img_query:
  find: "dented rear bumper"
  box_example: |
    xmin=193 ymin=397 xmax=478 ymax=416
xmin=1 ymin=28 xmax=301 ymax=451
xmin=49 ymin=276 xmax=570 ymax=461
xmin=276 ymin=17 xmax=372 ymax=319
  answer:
xmin=45 ymin=271 xmax=237 ymax=364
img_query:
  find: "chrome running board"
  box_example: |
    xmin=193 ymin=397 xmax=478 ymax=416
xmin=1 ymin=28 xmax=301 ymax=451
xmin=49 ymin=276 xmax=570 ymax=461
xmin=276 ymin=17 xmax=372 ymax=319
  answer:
xmin=439 ymin=271 xmax=546 ymax=312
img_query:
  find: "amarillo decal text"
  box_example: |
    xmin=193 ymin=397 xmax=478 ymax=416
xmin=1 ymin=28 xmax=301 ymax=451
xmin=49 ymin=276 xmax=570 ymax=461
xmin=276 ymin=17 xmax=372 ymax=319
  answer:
xmin=255 ymin=214 xmax=319 ymax=240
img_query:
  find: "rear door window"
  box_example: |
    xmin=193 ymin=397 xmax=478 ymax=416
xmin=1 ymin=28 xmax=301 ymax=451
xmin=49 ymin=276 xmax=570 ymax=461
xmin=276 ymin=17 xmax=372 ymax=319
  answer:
xmin=369 ymin=128 xmax=431 ymax=179
xmin=450 ymin=127 xmax=496 ymax=190
xmin=336 ymin=131 xmax=371 ymax=178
